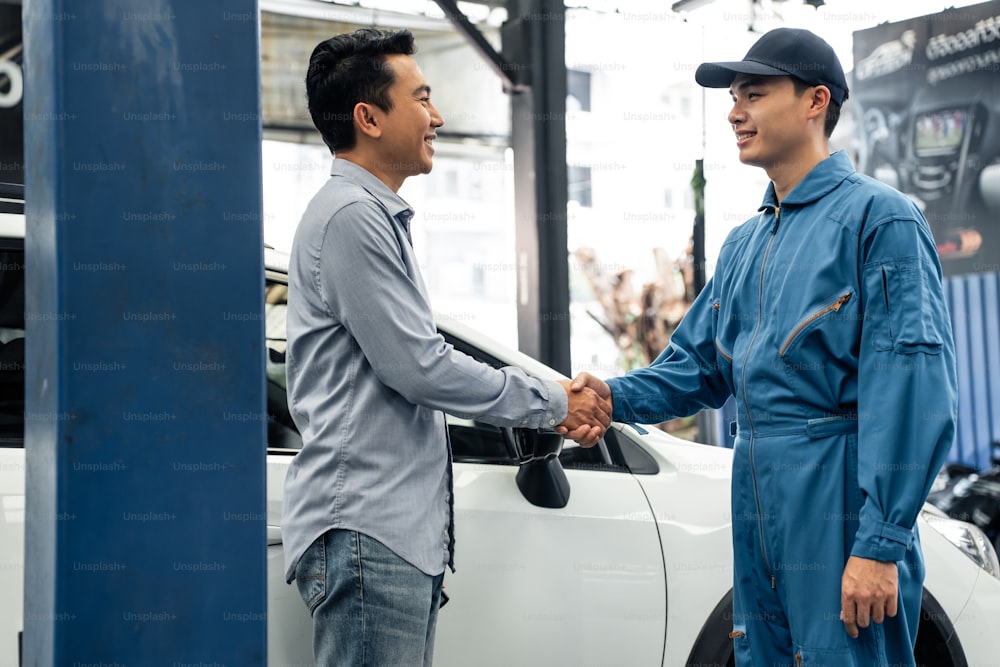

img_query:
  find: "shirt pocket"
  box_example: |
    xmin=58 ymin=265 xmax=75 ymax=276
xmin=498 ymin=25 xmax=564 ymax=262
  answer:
xmin=863 ymin=258 xmax=944 ymax=355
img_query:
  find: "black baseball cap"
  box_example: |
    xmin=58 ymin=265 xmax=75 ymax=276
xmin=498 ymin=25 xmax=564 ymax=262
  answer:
xmin=695 ymin=28 xmax=848 ymax=106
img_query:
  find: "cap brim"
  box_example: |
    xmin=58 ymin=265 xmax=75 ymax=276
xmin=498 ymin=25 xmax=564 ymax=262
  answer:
xmin=695 ymin=60 xmax=791 ymax=88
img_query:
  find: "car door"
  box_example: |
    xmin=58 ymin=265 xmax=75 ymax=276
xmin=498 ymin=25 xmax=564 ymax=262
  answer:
xmin=433 ymin=421 xmax=665 ymax=666
xmin=432 ymin=334 xmax=666 ymax=667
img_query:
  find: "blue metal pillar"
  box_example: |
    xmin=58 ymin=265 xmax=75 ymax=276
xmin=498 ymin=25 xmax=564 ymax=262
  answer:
xmin=23 ymin=1 xmax=265 ymax=664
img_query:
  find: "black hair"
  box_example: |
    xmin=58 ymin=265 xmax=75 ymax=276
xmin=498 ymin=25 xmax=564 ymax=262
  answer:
xmin=305 ymin=28 xmax=416 ymax=153
xmin=790 ymin=77 xmax=848 ymax=138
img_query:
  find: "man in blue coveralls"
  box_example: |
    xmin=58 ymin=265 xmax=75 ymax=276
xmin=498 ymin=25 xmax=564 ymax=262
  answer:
xmin=566 ymin=28 xmax=957 ymax=666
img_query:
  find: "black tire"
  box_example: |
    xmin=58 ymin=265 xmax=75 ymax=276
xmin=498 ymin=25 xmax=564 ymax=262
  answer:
xmin=686 ymin=588 xmax=966 ymax=667
xmin=914 ymin=588 xmax=967 ymax=667
xmin=685 ymin=590 xmax=734 ymax=667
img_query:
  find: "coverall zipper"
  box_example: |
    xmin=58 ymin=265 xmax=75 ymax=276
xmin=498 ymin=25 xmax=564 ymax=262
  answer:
xmin=779 ymin=292 xmax=853 ymax=356
xmin=741 ymin=206 xmax=779 ymax=588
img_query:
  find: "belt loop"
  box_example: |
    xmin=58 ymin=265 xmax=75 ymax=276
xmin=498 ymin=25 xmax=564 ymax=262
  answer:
xmin=729 ymin=421 xmax=738 ymax=438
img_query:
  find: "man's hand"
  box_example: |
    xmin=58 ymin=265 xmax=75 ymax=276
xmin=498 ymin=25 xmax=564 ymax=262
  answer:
xmin=840 ymin=556 xmax=898 ymax=638
xmin=555 ymin=373 xmax=614 ymax=447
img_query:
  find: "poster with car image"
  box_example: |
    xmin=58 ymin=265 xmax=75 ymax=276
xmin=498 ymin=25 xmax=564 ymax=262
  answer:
xmin=852 ymin=0 xmax=1000 ymax=276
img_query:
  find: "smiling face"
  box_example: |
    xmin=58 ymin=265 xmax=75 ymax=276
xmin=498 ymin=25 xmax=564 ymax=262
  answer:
xmin=368 ymin=53 xmax=444 ymax=190
xmin=727 ymin=74 xmax=817 ymax=176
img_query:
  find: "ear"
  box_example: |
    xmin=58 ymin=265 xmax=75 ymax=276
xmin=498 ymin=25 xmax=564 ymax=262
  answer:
xmin=353 ymin=102 xmax=382 ymax=140
xmin=805 ymin=85 xmax=831 ymax=122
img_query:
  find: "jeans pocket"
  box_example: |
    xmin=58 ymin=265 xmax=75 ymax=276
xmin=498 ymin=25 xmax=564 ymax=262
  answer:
xmin=294 ymin=533 xmax=327 ymax=614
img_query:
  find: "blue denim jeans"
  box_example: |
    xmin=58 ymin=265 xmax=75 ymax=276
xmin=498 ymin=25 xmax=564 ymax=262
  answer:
xmin=295 ymin=528 xmax=444 ymax=667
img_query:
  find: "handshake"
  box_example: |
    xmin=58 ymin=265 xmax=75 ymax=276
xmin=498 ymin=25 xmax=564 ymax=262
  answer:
xmin=554 ymin=373 xmax=612 ymax=448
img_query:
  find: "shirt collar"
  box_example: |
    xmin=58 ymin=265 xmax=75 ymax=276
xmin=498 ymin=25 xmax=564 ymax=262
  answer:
xmin=330 ymin=158 xmax=415 ymax=230
xmin=758 ymin=149 xmax=855 ymax=211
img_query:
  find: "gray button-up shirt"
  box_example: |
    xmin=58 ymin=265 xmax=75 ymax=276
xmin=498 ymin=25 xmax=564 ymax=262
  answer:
xmin=282 ymin=159 xmax=568 ymax=580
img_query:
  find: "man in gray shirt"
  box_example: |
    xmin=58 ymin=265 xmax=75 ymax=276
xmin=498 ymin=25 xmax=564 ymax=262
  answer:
xmin=283 ymin=28 xmax=611 ymax=666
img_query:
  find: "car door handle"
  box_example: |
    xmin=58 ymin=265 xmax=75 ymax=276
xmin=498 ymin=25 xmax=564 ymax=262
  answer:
xmin=267 ymin=525 xmax=282 ymax=546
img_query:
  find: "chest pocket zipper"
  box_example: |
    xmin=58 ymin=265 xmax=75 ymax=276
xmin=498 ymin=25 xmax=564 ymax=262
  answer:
xmin=779 ymin=291 xmax=853 ymax=357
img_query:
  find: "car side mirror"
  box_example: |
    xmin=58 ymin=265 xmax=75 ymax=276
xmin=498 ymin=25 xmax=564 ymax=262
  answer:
xmin=512 ymin=429 xmax=570 ymax=508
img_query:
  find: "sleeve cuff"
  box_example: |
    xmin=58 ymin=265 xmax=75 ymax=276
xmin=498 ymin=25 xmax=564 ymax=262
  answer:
xmin=540 ymin=379 xmax=567 ymax=429
xmin=851 ymin=518 xmax=914 ymax=562
xmin=605 ymin=379 xmax=627 ymax=422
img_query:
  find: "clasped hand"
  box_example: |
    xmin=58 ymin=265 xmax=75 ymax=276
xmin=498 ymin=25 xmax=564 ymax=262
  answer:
xmin=555 ymin=372 xmax=614 ymax=448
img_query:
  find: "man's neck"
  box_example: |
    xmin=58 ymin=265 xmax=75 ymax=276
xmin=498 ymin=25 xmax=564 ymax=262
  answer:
xmin=336 ymin=149 xmax=405 ymax=192
xmin=767 ymin=141 xmax=829 ymax=204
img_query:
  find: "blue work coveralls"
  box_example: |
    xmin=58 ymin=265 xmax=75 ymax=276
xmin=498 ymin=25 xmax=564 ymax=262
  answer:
xmin=605 ymin=151 xmax=957 ymax=666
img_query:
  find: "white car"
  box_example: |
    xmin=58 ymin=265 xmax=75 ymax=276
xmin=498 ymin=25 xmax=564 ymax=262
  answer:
xmin=1 ymin=211 xmax=999 ymax=666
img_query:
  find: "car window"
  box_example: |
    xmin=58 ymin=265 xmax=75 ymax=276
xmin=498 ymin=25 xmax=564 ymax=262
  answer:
xmin=447 ymin=417 xmax=515 ymax=464
xmin=0 ymin=241 xmax=24 ymax=447
xmin=264 ymin=280 xmax=301 ymax=450
xmin=558 ymin=440 xmax=614 ymax=470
